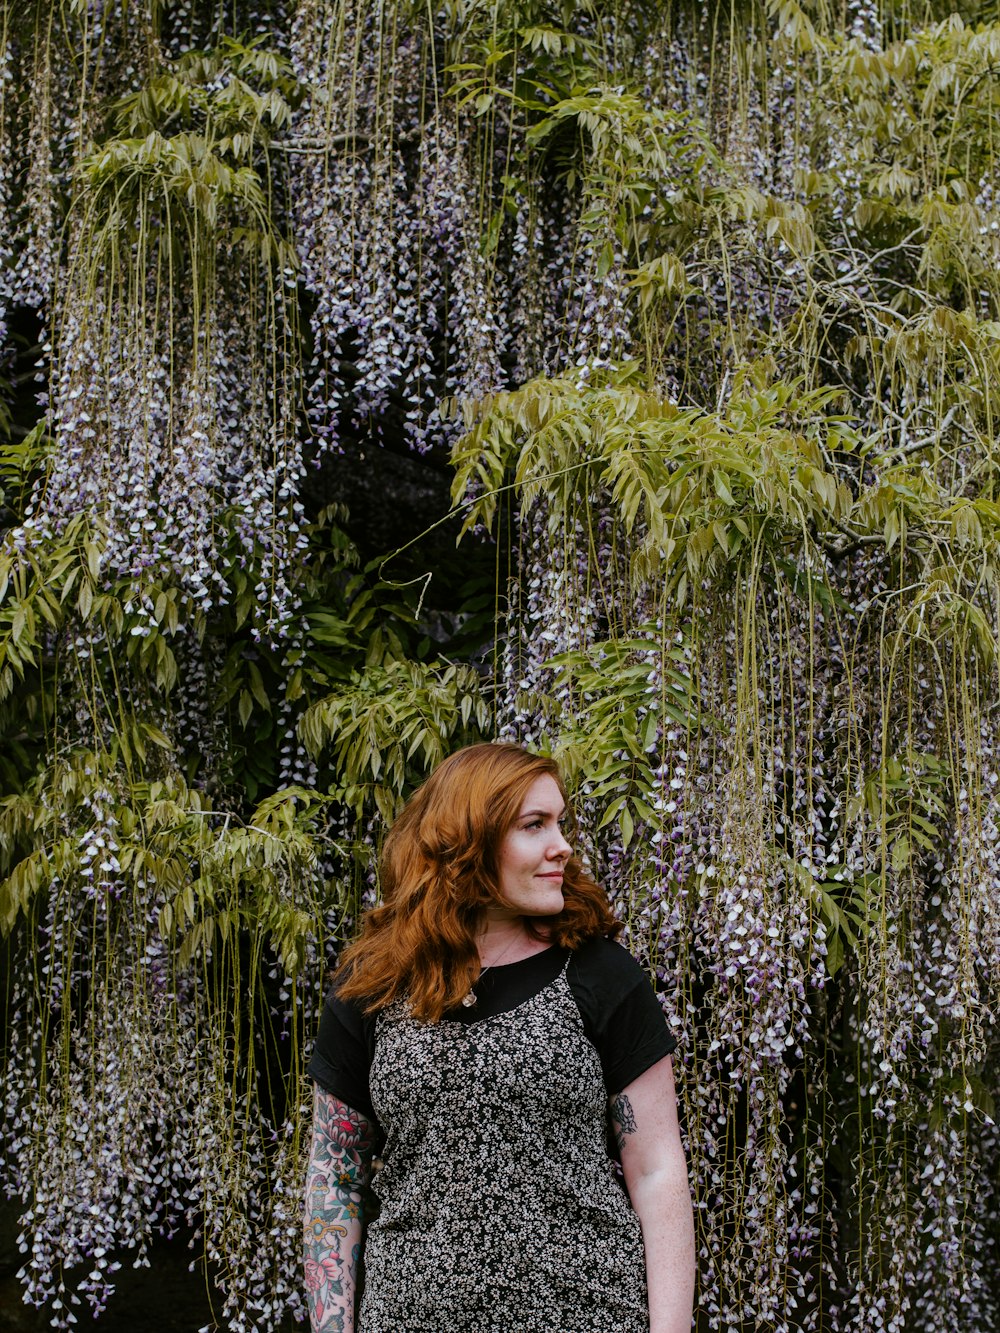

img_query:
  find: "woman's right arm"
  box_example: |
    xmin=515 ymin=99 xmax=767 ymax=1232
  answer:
xmin=304 ymin=1086 xmax=377 ymax=1333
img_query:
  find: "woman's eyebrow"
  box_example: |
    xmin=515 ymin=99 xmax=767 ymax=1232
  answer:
xmin=518 ymin=806 xmax=567 ymax=820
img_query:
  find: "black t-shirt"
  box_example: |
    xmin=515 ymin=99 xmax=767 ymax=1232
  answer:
xmin=308 ymin=936 xmax=676 ymax=1123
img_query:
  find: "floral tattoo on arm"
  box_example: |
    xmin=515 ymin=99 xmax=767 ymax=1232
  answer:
xmin=610 ymin=1092 xmax=638 ymax=1154
xmin=304 ymin=1089 xmax=376 ymax=1333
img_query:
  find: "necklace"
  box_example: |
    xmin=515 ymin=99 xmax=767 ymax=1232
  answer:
xmin=461 ymin=930 xmax=524 ymax=1008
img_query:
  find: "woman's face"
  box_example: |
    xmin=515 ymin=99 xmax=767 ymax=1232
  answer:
xmin=494 ymin=774 xmax=573 ymax=918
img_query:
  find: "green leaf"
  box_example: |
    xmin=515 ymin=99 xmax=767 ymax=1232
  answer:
xmin=596 ymin=240 xmax=615 ymax=279
xmin=620 ymin=803 xmax=634 ymax=848
xmin=247 ymin=661 xmax=271 ymax=710
xmin=713 ymin=469 xmax=735 ymax=505
xmin=890 ymin=835 xmax=911 ymax=873
xmin=825 ymin=929 xmax=845 ymax=978
xmin=239 ymin=689 xmax=253 ymax=728
xmin=598 ymin=796 xmax=625 ymax=830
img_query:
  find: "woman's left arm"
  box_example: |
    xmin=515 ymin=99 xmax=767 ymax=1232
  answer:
xmin=611 ymin=1055 xmax=695 ymax=1333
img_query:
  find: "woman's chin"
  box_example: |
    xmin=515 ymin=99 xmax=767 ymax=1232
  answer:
xmin=530 ymin=894 xmax=564 ymax=917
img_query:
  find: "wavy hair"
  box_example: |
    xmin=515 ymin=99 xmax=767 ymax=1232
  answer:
xmin=335 ymin=742 xmax=621 ymax=1022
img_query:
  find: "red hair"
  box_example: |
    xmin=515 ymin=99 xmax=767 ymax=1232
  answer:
xmin=335 ymin=742 xmax=621 ymax=1022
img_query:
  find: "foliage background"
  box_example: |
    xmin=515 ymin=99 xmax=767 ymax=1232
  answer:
xmin=2 ymin=0 xmax=1000 ymax=1328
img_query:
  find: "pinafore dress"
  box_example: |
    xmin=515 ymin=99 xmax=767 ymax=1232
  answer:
xmin=359 ymin=959 xmax=649 ymax=1332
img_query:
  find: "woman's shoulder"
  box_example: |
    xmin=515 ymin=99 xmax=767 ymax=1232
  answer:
xmin=314 ymin=974 xmax=382 ymax=1066
xmin=566 ymin=934 xmax=674 ymax=1087
xmin=317 ymin=972 xmax=379 ymax=1043
xmin=567 ymin=933 xmax=656 ymax=1000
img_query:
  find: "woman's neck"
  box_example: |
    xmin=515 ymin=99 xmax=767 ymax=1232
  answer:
xmin=476 ymin=914 xmax=551 ymax=967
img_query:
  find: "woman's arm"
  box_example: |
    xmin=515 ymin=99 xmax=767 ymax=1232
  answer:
xmin=611 ymin=1055 xmax=695 ymax=1333
xmin=304 ymin=1087 xmax=377 ymax=1333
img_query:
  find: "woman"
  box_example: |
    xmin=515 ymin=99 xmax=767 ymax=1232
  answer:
xmin=304 ymin=742 xmax=695 ymax=1332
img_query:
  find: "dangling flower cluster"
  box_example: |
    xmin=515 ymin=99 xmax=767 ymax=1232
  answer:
xmin=694 ymin=771 xmax=813 ymax=1264
xmin=848 ymin=0 xmax=883 ymax=50
xmin=413 ymin=113 xmax=509 ymax=445
xmin=567 ymin=214 xmax=633 ymax=384
xmin=38 ymin=263 xmax=305 ymax=636
xmin=843 ymin=1158 xmax=917 ymax=1333
xmin=921 ymin=1109 xmax=1000 ymax=1333
xmin=507 ymin=197 xmax=551 ymax=383
xmin=9 ymin=47 xmax=60 ymax=310
xmin=351 ymin=147 xmax=437 ymax=443
xmin=9 ymin=929 xmax=183 ymax=1327
xmin=0 ymin=38 xmax=14 ymax=339
xmin=291 ymin=4 xmax=440 ymax=451
xmin=76 ymin=784 xmax=123 ymax=901
xmin=495 ymin=500 xmax=604 ymax=746
xmin=643 ymin=747 xmax=692 ymax=1045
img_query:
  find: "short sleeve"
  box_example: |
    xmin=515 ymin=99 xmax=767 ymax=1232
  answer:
xmin=567 ymin=937 xmax=676 ymax=1096
xmin=307 ymin=985 xmax=378 ymax=1122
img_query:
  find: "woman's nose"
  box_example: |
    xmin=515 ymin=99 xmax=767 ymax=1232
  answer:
xmin=550 ymin=829 xmax=572 ymax=859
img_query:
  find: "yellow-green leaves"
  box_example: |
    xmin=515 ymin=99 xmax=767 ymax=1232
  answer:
xmin=805 ymin=862 xmax=882 ymax=979
xmin=452 ymin=353 xmax=1000 ymax=667
xmin=111 ymin=37 xmax=301 ymax=145
xmin=0 ymin=751 xmax=331 ymax=975
xmin=630 ymin=253 xmax=692 ymax=309
xmin=81 ymin=130 xmax=272 ymax=236
xmin=453 ymin=366 xmax=862 ymax=606
xmin=0 ymin=845 xmax=55 ymax=935
xmin=299 ymin=659 xmax=489 ymax=822
xmin=766 ymin=0 xmax=818 ymax=55
xmin=850 ymin=751 xmax=949 ymax=879
xmin=154 ymin=785 xmax=329 ymax=977
xmin=0 ymin=517 xmax=100 ymax=700
xmin=823 ymin=18 xmax=1000 ymax=303
xmin=549 ymin=629 xmax=699 ymax=851
xmin=727 ymin=187 xmax=817 ymax=258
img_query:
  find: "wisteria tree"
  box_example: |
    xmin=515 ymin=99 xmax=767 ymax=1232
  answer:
xmin=2 ymin=0 xmax=1000 ymax=1329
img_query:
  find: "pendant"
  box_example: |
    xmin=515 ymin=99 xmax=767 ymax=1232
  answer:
xmin=461 ymin=990 xmax=477 ymax=1008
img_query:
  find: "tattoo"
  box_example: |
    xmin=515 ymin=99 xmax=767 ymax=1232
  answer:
xmin=304 ymin=1090 xmax=376 ymax=1332
xmin=610 ymin=1092 xmax=637 ymax=1153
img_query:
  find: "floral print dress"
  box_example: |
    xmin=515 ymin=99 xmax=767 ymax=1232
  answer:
xmin=359 ymin=959 xmax=649 ymax=1332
